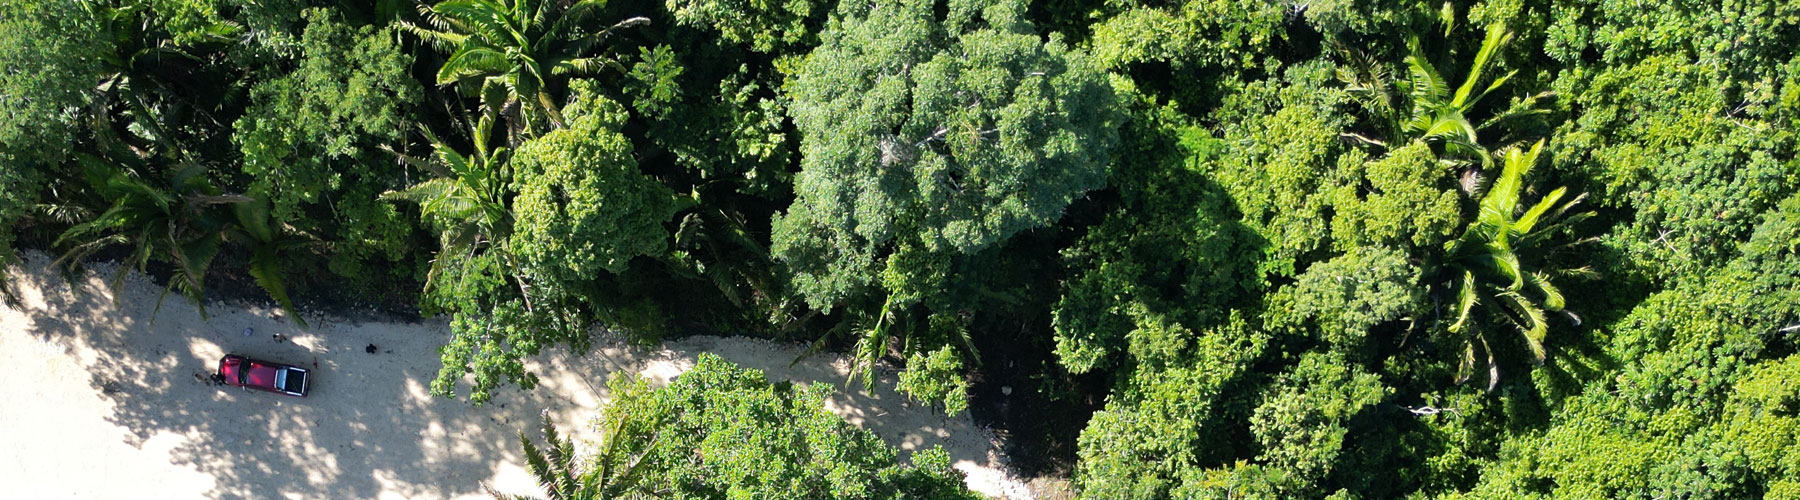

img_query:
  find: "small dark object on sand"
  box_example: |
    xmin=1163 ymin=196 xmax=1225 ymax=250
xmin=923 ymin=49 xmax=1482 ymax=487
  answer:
xmin=196 ymin=371 xmax=224 ymax=386
xmin=366 ymin=344 xmax=378 ymax=354
xmin=272 ymin=334 xmax=289 ymax=343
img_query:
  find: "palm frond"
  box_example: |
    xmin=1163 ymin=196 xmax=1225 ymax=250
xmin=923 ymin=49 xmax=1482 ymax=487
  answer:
xmin=1450 ymin=23 xmax=1514 ymax=108
xmin=593 ymin=410 xmax=626 ymax=487
xmin=379 ymin=142 xmax=454 ymax=178
xmin=105 ymin=174 xmax=176 ymax=214
xmin=433 ymin=140 xmax=475 ymax=177
xmin=481 ymin=78 xmax=512 ymax=118
xmin=529 ymin=0 xmax=555 ymax=31
xmin=55 ymin=203 xmax=132 ymax=248
xmin=1481 ymin=140 xmax=1543 ymax=225
xmin=381 ymin=177 xmax=462 ymax=204
xmin=603 ymin=423 xmax=662 ymax=497
xmin=399 ymin=21 xmax=469 ymax=52
xmin=1493 ymin=249 xmax=1528 ymax=294
xmin=36 ymin=203 xmax=93 ymax=225
xmin=155 ymin=230 xmax=221 ymax=323
xmin=849 ymin=296 xmax=897 ymax=392
xmin=123 ymin=226 xmax=156 ymax=287
xmin=1449 ymin=270 xmax=1479 ymax=334
xmin=1480 ymin=91 xmax=1556 ymax=131
xmin=546 ymin=56 xmax=622 ymax=76
xmin=1432 ymin=0 xmax=1455 ymax=32
xmin=432 ymin=0 xmax=518 ymax=47
xmin=248 ymin=245 xmax=307 ymax=328
xmin=1512 ymin=186 xmax=1567 ymax=235
xmin=851 ymin=325 xmax=887 ymax=392
xmin=184 ymin=194 xmax=252 ymax=207
xmin=517 ymin=427 xmax=565 ymax=500
xmin=544 ymin=0 xmax=604 ymax=40
xmin=541 ymin=413 xmax=580 ymax=497
xmin=535 ymin=89 xmax=565 ymax=129
xmin=437 ymin=46 xmax=512 ymax=85
xmin=1517 ymin=210 xmax=1595 ymax=249
xmin=1528 ymin=271 xmax=1565 ymax=312
xmin=1546 ymin=192 xmax=1590 ymax=225
xmin=710 ymin=264 xmax=747 ymax=308
xmin=1480 ymin=334 xmax=1498 ymax=392
xmin=1404 ymin=51 xmax=1449 ymax=112
xmin=52 ymin=234 xmax=131 ymax=280
xmin=422 ymin=251 xmax=460 ymax=295
xmin=562 ymin=16 xmax=650 ymax=54
xmin=1461 ymin=69 xmax=1517 ymax=112
xmin=1495 ymin=290 xmax=1548 ymax=364
xmin=1554 ymin=266 xmax=1600 ymax=280
xmin=483 ymin=483 xmax=536 ymax=500
xmin=1456 ymin=338 xmax=1475 ymax=385
xmin=424 ymin=192 xmax=485 ymax=226
xmin=1421 ymin=108 xmax=1479 ymax=147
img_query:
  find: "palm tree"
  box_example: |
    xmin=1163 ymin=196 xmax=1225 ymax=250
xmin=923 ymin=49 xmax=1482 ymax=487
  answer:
xmin=1337 ymin=22 xmax=1549 ymax=169
xmin=226 ymin=196 xmax=317 ymax=327
xmin=84 ymin=0 xmax=241 ymax=163
xmin=404 ymin=0 xmax=649 ymax=136
xmin=1396 ymin=24 xmax=1514 ymax=160
xmin=53 ymin=158 xmax=245 ymax=320
xmin=381 ymin=115 xmax=514 ymax=294
xmin=488 ymin=410 xmax=660 ymax=500
xmin=1440 ymin=140 xmax=1595 ymax=389
xmin=668 ymin=207 xmax=790 ymax=324
xmin=44 ymin=3 xmax=317 ymax=324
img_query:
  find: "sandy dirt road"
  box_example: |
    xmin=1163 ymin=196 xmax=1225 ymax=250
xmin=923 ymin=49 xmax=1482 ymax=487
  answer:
xmin=0 ymin=253 xmax=1032 ymax=499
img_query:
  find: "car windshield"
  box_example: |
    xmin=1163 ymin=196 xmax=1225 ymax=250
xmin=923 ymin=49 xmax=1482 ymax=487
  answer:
xmin=284 ymin=369 xmax=306 ymax=393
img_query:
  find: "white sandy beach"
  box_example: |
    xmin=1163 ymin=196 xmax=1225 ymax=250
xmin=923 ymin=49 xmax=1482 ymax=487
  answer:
xmin=0 ymin=252 xmax=1033 ymax=499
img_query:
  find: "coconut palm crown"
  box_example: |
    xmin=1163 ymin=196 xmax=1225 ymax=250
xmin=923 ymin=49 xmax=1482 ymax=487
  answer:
xmin=1442 ymin=139 xmax=1596 ymax=389
xmin=380 ymin=115 xmax=514 ymax=293
xmin=1338 ymin=21 xmax=1552 ymax=172
xmin=404 ymin=0 xmax=648 ymax=136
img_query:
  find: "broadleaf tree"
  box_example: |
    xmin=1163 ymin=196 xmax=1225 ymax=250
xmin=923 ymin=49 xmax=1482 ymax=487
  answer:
xmin=393 ymin=82 xmax=678 ymax=404
xmin=500 ymin=354 xmax=981 ymax=499
xmin=233 ymin=8 xmax=419 ymax=282
xmin=774 ymin=0 xmax=1120 ymax=409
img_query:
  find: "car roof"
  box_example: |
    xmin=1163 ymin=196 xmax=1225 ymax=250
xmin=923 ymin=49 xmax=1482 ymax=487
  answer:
xmin=247 ymin=363 xmax=281 ymax=386
xmin=222 ymin=355 xmax=292 ymax=389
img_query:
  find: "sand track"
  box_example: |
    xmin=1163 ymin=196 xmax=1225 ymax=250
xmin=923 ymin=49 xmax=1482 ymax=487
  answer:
xmin=0 ymin=252 xmax=1032 ymax=499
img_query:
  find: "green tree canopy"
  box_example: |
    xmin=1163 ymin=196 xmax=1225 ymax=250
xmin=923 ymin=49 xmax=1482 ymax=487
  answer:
xmin=1455 ymin=194 xmax=1800 ymax=498
xmin=774 ymin=0 xmax=1120 ymax=310
xmin=508 ymin=82 xmax=678 ymax=290
xmin=233 ymin=9 xmax=418 ymax=279
xmin=0 ymin=0 xmax=107 ymax=291
xmin=772 ymin=0 xmax=1120 ymax=411
xmin=664 ymin=0 xmax=820 ymax=52
xmin=395 ymin=82 xmax=679 ymax=404
xmin=500 ymin=354 xmax=980 ymax=499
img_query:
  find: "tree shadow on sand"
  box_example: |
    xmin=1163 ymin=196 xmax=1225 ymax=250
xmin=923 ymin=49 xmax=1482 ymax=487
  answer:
xmin=7 ymin=252 xmax=588 ymax=500
xmin=8 ymin=251 xmax=1029 ymax=499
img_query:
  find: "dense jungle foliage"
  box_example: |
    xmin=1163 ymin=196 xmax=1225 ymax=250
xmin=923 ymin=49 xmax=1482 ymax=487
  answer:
xmin=3 ymin=0 xmax=1798 ymax=496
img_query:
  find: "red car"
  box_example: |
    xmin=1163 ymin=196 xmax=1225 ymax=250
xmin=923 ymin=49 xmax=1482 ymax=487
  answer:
xmin=218 ymin=354 xmax=311 ymax=397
